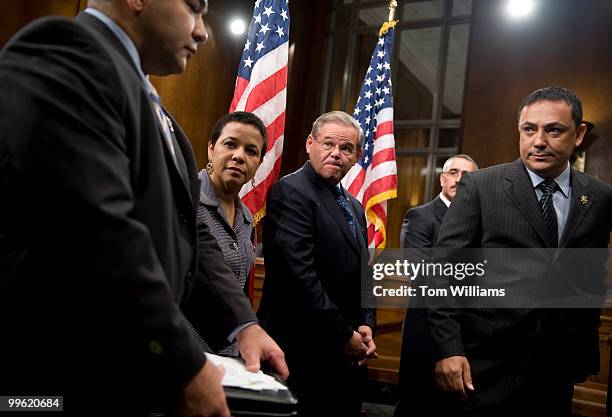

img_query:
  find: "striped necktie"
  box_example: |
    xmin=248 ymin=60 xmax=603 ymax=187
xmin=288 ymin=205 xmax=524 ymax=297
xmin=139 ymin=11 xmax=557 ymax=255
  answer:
xmin=146 ymin=78 xmax=177 ymax=163
xmin=539 ymin=179 xmax=559 ymax=247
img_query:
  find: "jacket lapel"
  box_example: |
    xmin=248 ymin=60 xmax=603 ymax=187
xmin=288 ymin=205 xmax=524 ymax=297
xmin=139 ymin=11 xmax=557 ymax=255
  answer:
xmin=559 ymin=170 xmax=592 ymax=248
xmin=349 ymin=197 xmax=368 ymax=250
xmin=303 ymin=163 xmax=360 ymax=254
xmin=503 ymin=159 xmax=552 ymax=247
xmin=433 ymin=196 xmax=448 ymax=225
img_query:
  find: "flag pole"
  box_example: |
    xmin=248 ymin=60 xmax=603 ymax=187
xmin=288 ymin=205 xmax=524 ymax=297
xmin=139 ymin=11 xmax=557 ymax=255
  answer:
xmin=388 ymin=0 xmax=398 ymax=22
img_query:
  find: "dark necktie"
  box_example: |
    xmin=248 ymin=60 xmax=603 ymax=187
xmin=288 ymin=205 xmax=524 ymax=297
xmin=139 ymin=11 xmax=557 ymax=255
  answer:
xmin=332 ymin=186 xmax=356 ymax=238
xmin=539 ymin=179 xmax=559 ymax=247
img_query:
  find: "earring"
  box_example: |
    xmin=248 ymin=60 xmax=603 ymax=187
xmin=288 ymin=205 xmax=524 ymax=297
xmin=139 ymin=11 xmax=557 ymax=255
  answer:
xmin=205 ymin=161 xmax=214 ymax=175
xmin=251 ymin=178 xmax=256 ymax=187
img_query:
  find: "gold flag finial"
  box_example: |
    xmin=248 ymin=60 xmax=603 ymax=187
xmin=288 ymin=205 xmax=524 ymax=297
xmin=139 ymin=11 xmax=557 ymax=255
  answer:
xmin=388 ymin=0 xmax=398 ymax=21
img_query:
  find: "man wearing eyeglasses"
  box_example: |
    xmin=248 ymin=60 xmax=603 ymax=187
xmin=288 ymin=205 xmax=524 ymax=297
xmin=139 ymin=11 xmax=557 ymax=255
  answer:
xmin=258 ymin=111 xmax=377 ymax=417
xmin=395 ymin=154 xmax=477 ymax=417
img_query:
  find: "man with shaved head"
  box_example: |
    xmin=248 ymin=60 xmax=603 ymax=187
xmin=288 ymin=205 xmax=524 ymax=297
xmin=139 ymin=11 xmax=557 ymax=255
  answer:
xmin=0 ymin=1 xmax=286 ymax=416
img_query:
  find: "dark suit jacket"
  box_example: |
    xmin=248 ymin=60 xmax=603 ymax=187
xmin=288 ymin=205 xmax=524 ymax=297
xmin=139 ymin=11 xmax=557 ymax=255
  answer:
xmin=396 ymin=196 xmax=448 ymax=416
xmin=428 ymin=159 xmax=612 ymax=406
xmin=0 ymin=14 xmax=254 ymax=411
xmin=258 ymin=161 xmax=376 ymax=362
xmin=400 ymin=195 xmax=447 ymax=249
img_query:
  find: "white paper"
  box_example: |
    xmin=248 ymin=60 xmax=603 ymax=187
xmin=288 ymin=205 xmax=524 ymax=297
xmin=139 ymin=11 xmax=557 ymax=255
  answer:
xmin=205 ymin=353 xmax=288 ymax=391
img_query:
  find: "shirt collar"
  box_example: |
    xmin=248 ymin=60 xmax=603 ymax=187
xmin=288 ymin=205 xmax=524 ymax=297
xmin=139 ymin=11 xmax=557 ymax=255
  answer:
xmin=197 ymin=170 xmax=253 ymax=226
xmin=439 ymin=192 xmax=451 ymax=208
xmin=84 ymin=8 xmax=148 ymax=83
xmin=525 ymin=162 xmax=571 ymax=198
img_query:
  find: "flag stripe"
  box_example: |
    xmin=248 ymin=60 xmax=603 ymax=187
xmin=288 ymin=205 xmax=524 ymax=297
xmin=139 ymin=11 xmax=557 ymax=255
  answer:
xmin=371 ymin=148 xmax=396 ymax=169
xmin=233 ymin=42 xmax=289 ymax=112
xmin=375 ymin=120 xmax=393 ymax=138
xmin=245 ymin=66 xmax=288 ymax=112
xmin=230 ymin=77 xmax=249 ymax=112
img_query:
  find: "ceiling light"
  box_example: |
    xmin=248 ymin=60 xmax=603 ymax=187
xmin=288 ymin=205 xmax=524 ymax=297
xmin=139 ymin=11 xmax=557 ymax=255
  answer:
xmin=506 ymin=0 xmax=535 ymax=18
xmin=229 ymin=19 xmax=246 ymax=36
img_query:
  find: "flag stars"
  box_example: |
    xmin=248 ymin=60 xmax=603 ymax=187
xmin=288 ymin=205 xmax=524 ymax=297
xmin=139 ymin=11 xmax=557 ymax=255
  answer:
xmin=377 ymin=50 xmax=385 ymax=59
xmin=244 ymin=56 xmax=254 ymax=67
xmin=364 ymin=155 xmax=369 ymax=164
xmin=256 ymin=42 xmax=265 ymax=53
xmin=263 ymin=6 xmax=275 ymax=17
xmin=364 ymin=142 xmax=369 ymax=151
xmin=375 ymin=87 xmax=381 ymax=95
xmin=365 ymin=116 xmax=371 ymax=124
xmin=255 ymin=0 xmax=262 ymax=8
xmin=367 ymin=66 xmax=373 ymax=74
xmin=377 ymin=37 xmax=385 ymax=46
xmin=376 ymin=63 xmax=383 ymax=70
xmin=377 ymin=98 xmax=385 ymax=107
xmin=275 ymin=25 xmax=285 ymax=37
xmin=254 ymin=13 xmax=262 ymax=24
xmin=383 ymin=62 xmax=391 ymax=70
xmin=364 ymin=78 xmax=373 ymax=86
xmin=244 ymin=40 xmax=251 ymax=51
xmin=259 ymin=23 xmax=270 ymax=35
xmin=280 ymin=9 xmax=289 ymax=20
xmin=376 ymin=74 xmax=385 ymax=82
xmin=365 ymin=103 xmax=372 ymax=112
xmin=354 ymin=107 xmax=361 ymax=116
xmin=382 ymin=86 xmax=390 ymax=95
xmin=364 ymin=90 xmax=373 ymax=99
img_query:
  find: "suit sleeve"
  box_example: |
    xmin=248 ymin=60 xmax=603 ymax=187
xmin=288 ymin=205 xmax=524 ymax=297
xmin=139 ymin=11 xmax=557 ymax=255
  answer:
xmin=0 ymin=19 xmax=205 ymax=391
xmin=427 ymin=174 xmax=482 ymax=360
xmin=265 ymin=181 xmax=354 ymax=349
xmin=182 ymin=219 xmax=257 ymax=351
xmin=353 ymin=202 xmax=377 ymax=332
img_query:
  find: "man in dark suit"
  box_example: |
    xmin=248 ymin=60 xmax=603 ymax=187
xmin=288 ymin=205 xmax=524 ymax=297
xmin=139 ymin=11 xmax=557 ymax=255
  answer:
xmin=258 ymin=111 xmax=377 ymax=417
xmin=0 ymin=1 xmax=285 ymax=416
xmin=395 ymin=154 xmax=477 ymax=417
xmin=429 ymin=87 xmax=612 ymax=416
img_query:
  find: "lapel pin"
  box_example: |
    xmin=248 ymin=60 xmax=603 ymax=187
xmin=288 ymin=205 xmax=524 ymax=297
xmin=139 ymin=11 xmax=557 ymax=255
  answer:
xmin=580 ymin=195 xmax=588 ymax=205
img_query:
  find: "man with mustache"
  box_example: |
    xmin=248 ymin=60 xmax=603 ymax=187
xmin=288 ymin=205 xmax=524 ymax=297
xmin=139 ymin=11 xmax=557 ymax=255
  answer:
xmin=258 ymin=111 xmax=377 ymax=417
xmin=395 ymin=154 xmax=477 ymax=417
xmin=428 ymin=87 xmax=612 ymax=416
xmin=0 ymin=1 xmax=286 ymax=416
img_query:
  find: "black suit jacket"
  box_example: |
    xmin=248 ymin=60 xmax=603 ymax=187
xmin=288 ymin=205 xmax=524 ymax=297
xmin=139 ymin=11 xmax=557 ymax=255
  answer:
xmin=400 ymin=195 xmax=448 ymax=249
xmin=0 ymin=14 xmax=254 ymax=411
xmin=258 ymin=161 xmax=376 ymax=362
xmin=428 ymin=159 xmax=612 ymax=400
xmin=395 ymin=196 xmax=449 ymax=417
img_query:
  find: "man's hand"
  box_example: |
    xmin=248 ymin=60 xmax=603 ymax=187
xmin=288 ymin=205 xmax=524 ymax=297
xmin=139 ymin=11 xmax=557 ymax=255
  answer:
xmin=176 ymin=360 xmax=230 ymax=417
xmin=236 ymin=323 xmax=289 ymax=380
xmin=356 ymin=325 xmax=378 ymax=366
xmin=345 ymin=330 xmax=369 ymax=362
xmin=434 ymin=355 xmax=474 ymax=399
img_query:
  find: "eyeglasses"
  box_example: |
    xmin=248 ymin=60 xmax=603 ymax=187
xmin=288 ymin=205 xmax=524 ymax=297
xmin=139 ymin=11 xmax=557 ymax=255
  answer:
xmin=311 ymin=135 xmax=356 ymax=156
xmin=443 ymin=168 xmax=462 ymax=178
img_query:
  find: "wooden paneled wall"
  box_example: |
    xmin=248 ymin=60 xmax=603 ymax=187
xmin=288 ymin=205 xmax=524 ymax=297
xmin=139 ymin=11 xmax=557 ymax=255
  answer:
xmin=461 ymin=0 xmax=612 ymax=186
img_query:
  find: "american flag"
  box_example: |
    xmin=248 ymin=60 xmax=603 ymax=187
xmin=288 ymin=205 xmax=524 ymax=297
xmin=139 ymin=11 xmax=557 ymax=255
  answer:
xmin=342 ymin=22 xmax=398 ymax=249
xmin=231 ymin=0 xmax=290 ymax=224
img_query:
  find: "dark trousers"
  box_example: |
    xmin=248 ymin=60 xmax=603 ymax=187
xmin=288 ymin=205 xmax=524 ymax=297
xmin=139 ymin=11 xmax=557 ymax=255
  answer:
xmin=288 ymin=357 xmax=366 ymax=417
